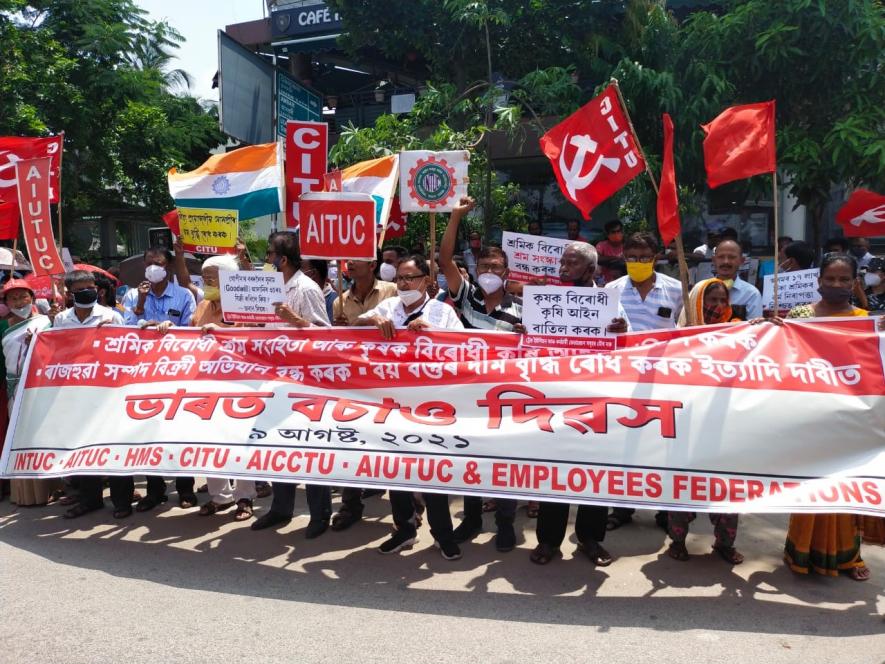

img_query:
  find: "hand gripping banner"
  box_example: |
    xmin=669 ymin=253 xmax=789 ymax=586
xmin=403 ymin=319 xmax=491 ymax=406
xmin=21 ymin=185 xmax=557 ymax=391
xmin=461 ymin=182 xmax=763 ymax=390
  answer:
xmin=2 ymin=319 xmax=883 ymax=515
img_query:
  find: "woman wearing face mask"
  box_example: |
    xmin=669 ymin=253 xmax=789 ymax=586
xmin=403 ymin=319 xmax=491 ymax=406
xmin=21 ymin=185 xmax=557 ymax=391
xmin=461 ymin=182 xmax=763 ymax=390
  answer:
xmin=863 ymin=257 xmax=885 ymax=312
xmin=668 ymin=278 xmax=744 ymax=564
xmin=0 ymin=279 xmax=62 ymax=506
xmin=783 ymin=253 xmax=880 ymax=580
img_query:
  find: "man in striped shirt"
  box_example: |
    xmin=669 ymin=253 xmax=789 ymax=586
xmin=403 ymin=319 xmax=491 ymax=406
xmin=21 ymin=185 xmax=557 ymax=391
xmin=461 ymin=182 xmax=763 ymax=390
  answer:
xmin=605 ymin=231 xmax=684 ymax=531
xmin=439 ymin=195 xmax=524 ymax=553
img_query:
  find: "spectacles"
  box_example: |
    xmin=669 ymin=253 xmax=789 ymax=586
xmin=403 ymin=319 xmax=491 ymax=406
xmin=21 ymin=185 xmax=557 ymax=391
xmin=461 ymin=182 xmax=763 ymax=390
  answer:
xmin=395 ymin=274 xmax=425 ymax=284
xmin=476 ymin=263 xmax=506 ymax=274
xmin=625 ymin=257 xmax=655 ymax=264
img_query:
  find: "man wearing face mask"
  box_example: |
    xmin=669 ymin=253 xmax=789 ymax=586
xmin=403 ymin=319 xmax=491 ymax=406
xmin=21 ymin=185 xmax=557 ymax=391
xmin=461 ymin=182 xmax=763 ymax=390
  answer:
xmin=379 ymin=245 xmax=406 ymax=283
xmin=439 ymin=196 xmax=524 ymax=552
xmin=711 ymin=238 xmax=762 ymax=320
xmin=356 ymin=255 xmax=465 ymax=560
xmin=850 ymin=237 xmax=874 ymax=269
xmin=863 ymin=257 xmax=885 ymax=312
xmin=251 ymin=231 xmax=334 ymax=538
xmin=52 ymin=271 xmax=125 ymax=518
xmin=121 ymin=246 xmax=198 ymax=512
xmin=530 ymin=241 xmax=630 ymax=567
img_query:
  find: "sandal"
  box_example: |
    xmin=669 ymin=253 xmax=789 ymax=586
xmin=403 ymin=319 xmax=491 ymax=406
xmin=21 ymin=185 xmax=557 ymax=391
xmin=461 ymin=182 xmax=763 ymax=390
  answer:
xmin=233 ymin=499 xmax=254 ymax=521
xmin=63 ymin=503 xmax=102 ymax=519
xmin=135 ymin=494 xmax=168 ymax=513
xmin=577 ymin=541 xmax=614 ymax=567
xmin=849 ymin=565 xmax=871 ymax=581
xmin=47 ymin=489 xmax=65 ymax=505
xmin=113 ymin=507 xmax=133 ymax=519
xmin=482 ymin=499 xmax=497 ymax=513
xmin=198 ymin=500 xmax=234 ymax=516
xmin=59 ymin=494 xmax=80 ymax=506
xmin=529 ymin=543 xmax=561 ymax=565
xmin=331 ymin=506 xmax=361 ymax=531
xmin=179 ymin=494 xmax=200 ymax=509
xmin=606 ymin=512 xmax=633 ymax=531
xmin=712 ymin=545 xmax=744 ymax=565
xmin=256 ymin=484 xmax=272 ymax=499
xmin=667 ymin=541 xmax=690 ymax=561
xmin=526 ymin=501 xmax=540 ymax=518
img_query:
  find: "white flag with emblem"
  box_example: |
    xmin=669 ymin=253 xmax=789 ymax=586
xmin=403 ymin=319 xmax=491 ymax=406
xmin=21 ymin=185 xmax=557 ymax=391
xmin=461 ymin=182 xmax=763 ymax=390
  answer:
xmin=399 ymin=150 xmax=470 ymax=212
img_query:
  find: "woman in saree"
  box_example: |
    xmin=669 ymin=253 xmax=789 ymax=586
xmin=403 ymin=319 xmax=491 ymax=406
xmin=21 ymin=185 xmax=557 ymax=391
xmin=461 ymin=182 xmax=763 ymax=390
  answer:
xmin=669 ymin=278 xmax=744 ymax=564
xmin=1 ymin=279 xmax=62 ymax=506
xmin=783 ymin=253 xmax=883 ymax=580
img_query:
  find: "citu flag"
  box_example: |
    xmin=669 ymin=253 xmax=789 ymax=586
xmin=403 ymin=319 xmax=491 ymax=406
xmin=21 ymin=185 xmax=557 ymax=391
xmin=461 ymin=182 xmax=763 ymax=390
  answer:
xmin=539 ymin=84 xmax=645 ymax=220
xmin=835 ymin=189 xmax=885 ymax=238
xmin=168 ymin=143 xmax=283 ymax=220
xmin=656 ymin=113 xmax=680 ymax=247
xmin=0 ymin=135 xmax=63 ymax=206
xmin=701 ymin=101 xmax=776 ymax=189
xmin=162 ymin=208 xmax=180 ymax=235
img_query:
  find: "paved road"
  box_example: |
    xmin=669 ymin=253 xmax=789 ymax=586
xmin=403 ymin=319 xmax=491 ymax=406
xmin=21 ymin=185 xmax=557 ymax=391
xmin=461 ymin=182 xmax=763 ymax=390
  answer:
xmin=1 ymin=488 xmax=883 ymax=664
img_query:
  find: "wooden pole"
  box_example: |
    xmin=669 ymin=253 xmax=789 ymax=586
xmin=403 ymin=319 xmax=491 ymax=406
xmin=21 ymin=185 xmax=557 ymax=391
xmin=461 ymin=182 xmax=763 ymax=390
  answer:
xmin=771 ymin=172 xmax=780 ymax=315
xmin=9 ymin=237 xmax=17 ymax=280
xmin=429 ymin=212 xmax=437 ymax=281
xmin=611 ymin=78 xmax=694 ymax=325
xmin=336 ymin=259 xmax=344 ymax=314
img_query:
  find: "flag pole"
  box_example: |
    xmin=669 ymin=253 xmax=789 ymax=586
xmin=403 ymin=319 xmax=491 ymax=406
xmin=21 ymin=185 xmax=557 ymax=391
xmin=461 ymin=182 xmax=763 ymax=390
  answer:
xmin=9 ymin=236 xmax=17 ymax=280
xmin=429 ymin=212 xmax=437 ymax=282
xmin=336 ymin=259 xmax=344 ymax=311
xmin=772 ymin=171 xmax=779 ymax=315
xmin=56 ymin=131 xmax=64 ymax=251
xmin=611 ymin=78 xmax=693 ymax=324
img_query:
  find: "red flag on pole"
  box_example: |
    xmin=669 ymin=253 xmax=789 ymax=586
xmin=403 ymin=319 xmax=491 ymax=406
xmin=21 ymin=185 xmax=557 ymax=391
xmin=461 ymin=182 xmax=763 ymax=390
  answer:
xmin=835 ymin=189 xmax=885 ymax=237
xmin=15 ymin=157 xmax=64 ymax=276
xmin=701 ymin=101 xmax=776 ymax=189
xmin=0 ymin=199 xmax=19 ymax=240
xmin=540 ymin=84 xmax=646 ymax=219
xmin=0 ymin=135 xmax=63 ymax=206
xmin=162 ymin=208 xmax=181 ymax=235
xmin=656 ymin=113 xmax=680 ymax=247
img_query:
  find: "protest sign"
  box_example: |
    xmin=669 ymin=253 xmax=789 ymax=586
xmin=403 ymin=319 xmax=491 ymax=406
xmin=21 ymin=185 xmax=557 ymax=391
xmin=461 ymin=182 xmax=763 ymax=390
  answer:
xmin=15 ymin=158 xmax=64 ymax=276
xmin=762 ymin=268 xmax=821 ymax=312
xmin=5 ymin=319 xmax=883 ymax=516
xmin=61 ymin=247 xmax=75 ymax=273
xmin=219 ymin=269 xmax=284 ymax=324
xmin=399 ymin=150 xmax=469 ymax=212
xmin=286 ymin=120 xmax=327 ymax=229
xmin=522 ymin=285 xmax=620 ymax=351
xmin=299 ymin=192 xmax=376 ymax=260
xmin=177 ymin=207 xmax=238 ymax=254
xmin=501 ymin=231 xmax=571 ymax=285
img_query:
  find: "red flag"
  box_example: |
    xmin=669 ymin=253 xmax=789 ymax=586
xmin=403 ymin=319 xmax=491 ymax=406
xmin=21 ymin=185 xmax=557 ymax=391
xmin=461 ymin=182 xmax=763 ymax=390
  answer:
xmin=656 ymin=113 xmax=680 ymax=246
xmin=15 ymin=157 xmax=64 ymax=276
xmin=0 ymin=135 xmax=63 ymax=206
xmin=701 ymin=101 xmax=776 ymax=189
xmin=540 ymin=84 xmax=645 ymax=219
xmin=835 ymin=189 xmax=885 ymax=237
xmin=162 ymin=208 xmax=180 ymax=235
xmin=0 ymin=199 xmax=18 ymax=240
xmin=382 ymin=196 xmax=407 ymax=240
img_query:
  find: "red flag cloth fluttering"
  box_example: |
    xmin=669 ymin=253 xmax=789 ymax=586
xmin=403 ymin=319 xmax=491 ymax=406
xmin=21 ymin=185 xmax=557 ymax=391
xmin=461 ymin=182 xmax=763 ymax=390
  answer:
xmin=540 ymin=84 xmax=646 ymax=219
xmin=657 ymin=113 xmax=680 ymax=246
xmin=701 ymin=101 xmax=776 ymax=189
xmin=0 ymin=199 xmax=18 ymax=240
xmin=835 ymin=189 xmax=885 ymax=238
xmin=162 ymin=209 xmax=180 ymax=236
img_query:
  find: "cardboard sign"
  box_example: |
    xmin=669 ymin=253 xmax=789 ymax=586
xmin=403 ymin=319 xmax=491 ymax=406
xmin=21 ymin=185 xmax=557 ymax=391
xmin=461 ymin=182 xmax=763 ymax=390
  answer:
xmin=762 ymin=268 xmax=821 ymax=312
xmin=399 ymin=150 xmax=469 ymax=212
xmin=286 ymin=120 xmax=328 ymax=229
xmin=15 ymin=157 xmax=64 ymax=276
xmin=501 ymin=231 xmax=572 ymax=285
xmin=177 ymin=207 xmax=238 ymax=254
xmin=299 ymin=192 xmax=377 ymax=260
xmin=323 ymin=170 xmax=342 ymax=192
xmin=522 ymin=285 xmax=620 ymax=351
xmin=219 ymin=269 xmax=285 ymax=324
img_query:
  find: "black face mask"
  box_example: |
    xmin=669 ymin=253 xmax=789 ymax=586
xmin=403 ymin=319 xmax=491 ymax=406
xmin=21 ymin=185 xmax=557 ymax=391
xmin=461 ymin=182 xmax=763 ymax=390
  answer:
xmin=817 ymin=285 xmax=852 ymax=305
xmin=73 ymin=288 xmax=99 ymax=308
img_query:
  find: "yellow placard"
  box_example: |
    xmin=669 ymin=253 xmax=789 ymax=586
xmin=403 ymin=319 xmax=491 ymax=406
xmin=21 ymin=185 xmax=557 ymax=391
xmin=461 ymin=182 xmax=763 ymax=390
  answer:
xmin=177 ymin=207 xmax=239 ymax=252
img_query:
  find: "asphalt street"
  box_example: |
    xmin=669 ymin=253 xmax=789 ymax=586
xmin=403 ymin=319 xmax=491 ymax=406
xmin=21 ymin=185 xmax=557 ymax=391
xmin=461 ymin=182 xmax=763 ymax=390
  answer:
xmin=1 ymin=486 xmax=883 ymax=664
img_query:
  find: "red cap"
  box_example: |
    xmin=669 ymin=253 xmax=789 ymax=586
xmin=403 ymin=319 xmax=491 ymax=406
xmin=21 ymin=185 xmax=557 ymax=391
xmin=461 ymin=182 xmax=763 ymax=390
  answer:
xmin=1 ymin=279 xmax=35 ymax=300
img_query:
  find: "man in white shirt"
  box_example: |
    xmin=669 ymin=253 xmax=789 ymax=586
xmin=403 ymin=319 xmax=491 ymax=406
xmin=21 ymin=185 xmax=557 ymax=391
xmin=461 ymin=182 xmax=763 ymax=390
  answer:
xmin=53 ymin=270 xmax=125 ymax=519
xmin=712 ymin=239 xmax=762 ymax=319
xmin=251 ymin=231 xmax=333 ymax=539
xmin=356 ymin=254 xmax=465 ymax=561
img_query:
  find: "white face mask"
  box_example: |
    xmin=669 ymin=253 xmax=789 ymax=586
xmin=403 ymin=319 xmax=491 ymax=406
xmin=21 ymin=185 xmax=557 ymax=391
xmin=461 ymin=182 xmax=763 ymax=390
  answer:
xmin=477 ymin=272 xmax=503 ymax=295
xmin=145 ymin=264 xmax=167 ymax=284
xmin=864 ymin=272 xmax=882 ymax=288
xmin=397 ymin=289 xmax=424 ymax=306
xmin=379 ymin=262 xmax=397 ymax=282
xmin=10 ymin=304 xmax=31 ymax=319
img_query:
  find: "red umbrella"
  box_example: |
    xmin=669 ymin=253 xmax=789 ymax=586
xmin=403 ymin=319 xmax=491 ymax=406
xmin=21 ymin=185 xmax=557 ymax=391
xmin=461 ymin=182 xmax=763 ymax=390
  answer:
xmin=73 ymin=263 xmax=119 ymax=285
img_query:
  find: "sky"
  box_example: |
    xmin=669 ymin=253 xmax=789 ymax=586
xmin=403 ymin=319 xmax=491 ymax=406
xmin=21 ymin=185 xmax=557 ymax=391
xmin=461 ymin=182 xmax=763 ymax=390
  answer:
xmin=137 ymin=0 xmax=268 ymax=102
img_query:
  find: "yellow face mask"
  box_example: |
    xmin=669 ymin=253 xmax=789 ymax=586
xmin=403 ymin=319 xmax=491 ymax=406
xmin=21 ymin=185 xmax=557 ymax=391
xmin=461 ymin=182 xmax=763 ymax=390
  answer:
xmin=626 ymin=261 xmax=654 ymax=283
xmin=202 ymin=285 xmax=220 ymax=302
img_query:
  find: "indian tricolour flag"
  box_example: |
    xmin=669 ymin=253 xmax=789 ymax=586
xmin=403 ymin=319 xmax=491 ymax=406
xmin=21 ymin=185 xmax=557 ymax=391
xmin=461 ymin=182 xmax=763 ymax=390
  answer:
xmin=168 ymin=143 xmax=283 ymax=220
xmin=340 ymin=154 xmax=399 ymax=230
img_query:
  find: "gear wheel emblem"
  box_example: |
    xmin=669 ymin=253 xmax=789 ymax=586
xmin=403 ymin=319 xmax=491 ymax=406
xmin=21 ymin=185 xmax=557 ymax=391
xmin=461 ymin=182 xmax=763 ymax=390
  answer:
xmin=407 ymin=155 xmax=457 ymax=209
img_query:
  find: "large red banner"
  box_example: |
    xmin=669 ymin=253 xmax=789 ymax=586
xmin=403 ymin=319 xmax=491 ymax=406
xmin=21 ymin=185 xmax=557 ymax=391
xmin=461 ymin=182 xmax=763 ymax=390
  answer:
xmin=285 ymin=121 xmax=327 ymax=229
xmin=0 ymin=135 xmax=62 ymax=205
xmin=3 ymin=319 xmax=883 ymax=515
xmin=540 ymin=85 xmax=645 ymax=219
xmin=15 ymin=157 xmax=64 ymax=276
xmin=299 ymin=192 xmax=377 ymax=260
